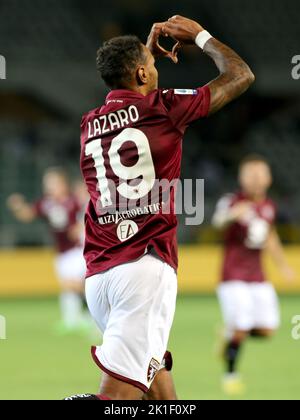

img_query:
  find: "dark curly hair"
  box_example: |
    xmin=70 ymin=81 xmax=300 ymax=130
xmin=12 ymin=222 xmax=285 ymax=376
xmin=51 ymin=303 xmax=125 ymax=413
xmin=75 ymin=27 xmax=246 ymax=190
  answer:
xmin=96 ymin=35 xmax=146 ymax=89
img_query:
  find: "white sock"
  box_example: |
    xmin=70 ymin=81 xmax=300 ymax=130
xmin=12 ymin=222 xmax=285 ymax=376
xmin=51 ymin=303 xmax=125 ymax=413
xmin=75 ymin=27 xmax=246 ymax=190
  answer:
xmin=60 ymin=292 xmax=83 ymax=328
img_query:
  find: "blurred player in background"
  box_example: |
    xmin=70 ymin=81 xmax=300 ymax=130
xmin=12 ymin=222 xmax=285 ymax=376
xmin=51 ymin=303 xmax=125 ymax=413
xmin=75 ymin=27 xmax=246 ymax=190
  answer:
xmin=212 ymin=155 xmax=295 ymax=395
xmin=7 ymin=167 xmax=87 ymax=334
xmin=67 ymin=14 xmax=255 ymax=401
xmin=73 ymin=179 xmax=90 ymax=246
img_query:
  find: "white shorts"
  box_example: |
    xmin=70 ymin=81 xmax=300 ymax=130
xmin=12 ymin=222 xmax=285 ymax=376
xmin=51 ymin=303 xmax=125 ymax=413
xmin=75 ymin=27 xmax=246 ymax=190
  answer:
xmin=217 ymin=281 xmax=280 ymax=338
xmin=85 ymin=254 xmax=177 ymax=393
xmin=55 ymin=247 xmax=86 ymax=283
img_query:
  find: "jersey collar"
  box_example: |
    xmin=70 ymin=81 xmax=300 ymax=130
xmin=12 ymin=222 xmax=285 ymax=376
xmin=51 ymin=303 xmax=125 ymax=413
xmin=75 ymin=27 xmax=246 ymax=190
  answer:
xmin=106 ymin=89 xmax=145 ymax=104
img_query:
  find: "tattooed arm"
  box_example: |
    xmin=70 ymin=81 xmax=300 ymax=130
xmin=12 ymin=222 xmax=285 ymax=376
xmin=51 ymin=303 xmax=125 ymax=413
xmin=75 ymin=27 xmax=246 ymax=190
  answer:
xmin=162 ymin=15 xmax=255 ymax=115
xmin=204 ymin=39 xmax=255 ymax=114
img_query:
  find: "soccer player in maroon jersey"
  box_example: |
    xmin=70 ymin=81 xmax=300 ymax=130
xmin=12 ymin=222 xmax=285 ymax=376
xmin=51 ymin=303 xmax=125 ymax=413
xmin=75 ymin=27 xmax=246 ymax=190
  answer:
xmin=7 ymin=168 xmax=87 ymax=333
xmin=213 ymin=155 xmax=295 ymax=395
xmin=72 ymin=15 xmax=254 ymax=400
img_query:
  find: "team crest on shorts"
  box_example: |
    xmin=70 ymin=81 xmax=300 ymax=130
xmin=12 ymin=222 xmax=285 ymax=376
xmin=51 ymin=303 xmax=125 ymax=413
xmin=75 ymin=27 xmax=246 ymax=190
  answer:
xmin=147 ymin=358 xmax=160 ymax=383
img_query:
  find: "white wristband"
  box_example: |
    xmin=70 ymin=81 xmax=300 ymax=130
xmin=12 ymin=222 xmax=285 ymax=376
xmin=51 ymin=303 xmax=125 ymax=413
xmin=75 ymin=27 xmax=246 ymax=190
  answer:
xmin=195 ymin=30 xmax=213 ymax=49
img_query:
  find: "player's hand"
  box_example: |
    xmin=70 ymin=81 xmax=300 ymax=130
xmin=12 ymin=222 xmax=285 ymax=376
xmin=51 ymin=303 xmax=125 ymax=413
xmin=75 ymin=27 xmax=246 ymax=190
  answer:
xmin=7 ymin=194 xmax=26 ymax=212
xmin=146 ymin=22 xmax=181 ymax=64
xmin=162 ymin=15 xmax=205 ymax=45
xmin=229 ymin=202 xmax=253 ymax=223
xmin=68 ymin=224 xmax=81 ymax=243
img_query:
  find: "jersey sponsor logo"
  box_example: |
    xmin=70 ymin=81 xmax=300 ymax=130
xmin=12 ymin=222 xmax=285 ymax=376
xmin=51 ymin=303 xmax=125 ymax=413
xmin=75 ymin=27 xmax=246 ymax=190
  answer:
xmin=99 ymin=203 xmax=162 ymax=225
xmin=47 ymin=205 xmax=69 ymax=230
xmin=245 ymin=218 xmax=270 ymax=250
xmin=147 ymin=358 xmax=160 ymax=383
xmin=117 ymin=220 xmax=139 ymax=242
xmin=174 ymin=89 xmax=198 ymax=95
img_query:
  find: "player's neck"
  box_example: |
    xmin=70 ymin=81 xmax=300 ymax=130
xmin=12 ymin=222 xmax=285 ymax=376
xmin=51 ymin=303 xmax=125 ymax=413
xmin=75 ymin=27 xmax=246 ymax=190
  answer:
xmin=125 ymin=84 xmax=152 ymax=97
xmin=244 ymin=192 xmax=267 ymax=203
xmin=52 ymin=193 xmax=70 ymax=203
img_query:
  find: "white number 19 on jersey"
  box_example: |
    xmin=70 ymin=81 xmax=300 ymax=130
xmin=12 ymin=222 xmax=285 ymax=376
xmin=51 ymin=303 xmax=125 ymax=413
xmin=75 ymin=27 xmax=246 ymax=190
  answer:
xmin=85 ymin=128 xmax=156 ymax=208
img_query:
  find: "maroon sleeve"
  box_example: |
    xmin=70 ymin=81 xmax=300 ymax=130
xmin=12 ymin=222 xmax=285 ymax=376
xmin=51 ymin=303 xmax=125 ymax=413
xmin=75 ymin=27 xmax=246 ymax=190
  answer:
xmin=160 ymin=86 xmax=211 ymax=132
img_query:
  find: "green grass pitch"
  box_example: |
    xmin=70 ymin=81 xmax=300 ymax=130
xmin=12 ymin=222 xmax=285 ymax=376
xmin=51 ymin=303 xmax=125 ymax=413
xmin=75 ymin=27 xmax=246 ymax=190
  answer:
xmin=0 ymin=296 xmax=299 ymax=400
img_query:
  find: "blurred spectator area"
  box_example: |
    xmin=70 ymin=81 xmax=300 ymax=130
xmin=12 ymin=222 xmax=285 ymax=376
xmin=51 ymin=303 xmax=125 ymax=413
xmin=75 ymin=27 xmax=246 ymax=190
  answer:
xmin=0 ymin=0 xmax=300 ymax=246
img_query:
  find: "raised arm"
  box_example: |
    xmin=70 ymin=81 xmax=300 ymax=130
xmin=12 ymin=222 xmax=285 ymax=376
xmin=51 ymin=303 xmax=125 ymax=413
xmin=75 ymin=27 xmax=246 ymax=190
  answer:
xmin=161 ymin=15 xmax=255 ymax=115
xmin=203 ymin=38 xmax=255 ymax=114
xmin=212 ymin=197 xmax=253 ymax=230
xmin=7 ymin=194 xmax=37 ymax=223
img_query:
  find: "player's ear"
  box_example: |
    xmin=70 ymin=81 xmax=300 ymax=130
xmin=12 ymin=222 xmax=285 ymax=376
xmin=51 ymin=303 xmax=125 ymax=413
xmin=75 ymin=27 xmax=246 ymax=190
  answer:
xmin=136 ymin=66 xmax=148 ymax=85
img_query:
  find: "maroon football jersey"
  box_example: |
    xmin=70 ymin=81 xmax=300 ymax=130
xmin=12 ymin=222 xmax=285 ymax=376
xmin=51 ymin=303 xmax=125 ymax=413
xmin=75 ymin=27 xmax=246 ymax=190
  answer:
xmin=34 ymin=196 xmax=81 ymax=253
xmin=218 ymin=192 xmax=277 ymax=283
xmin=81 ymin=87 xmax=210 ymax=278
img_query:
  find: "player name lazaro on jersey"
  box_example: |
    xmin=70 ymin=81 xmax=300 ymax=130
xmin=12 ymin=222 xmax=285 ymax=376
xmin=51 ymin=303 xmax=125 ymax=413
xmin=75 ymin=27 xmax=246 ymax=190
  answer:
xmin=80 ymin=87 xmax=210 ymax=278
